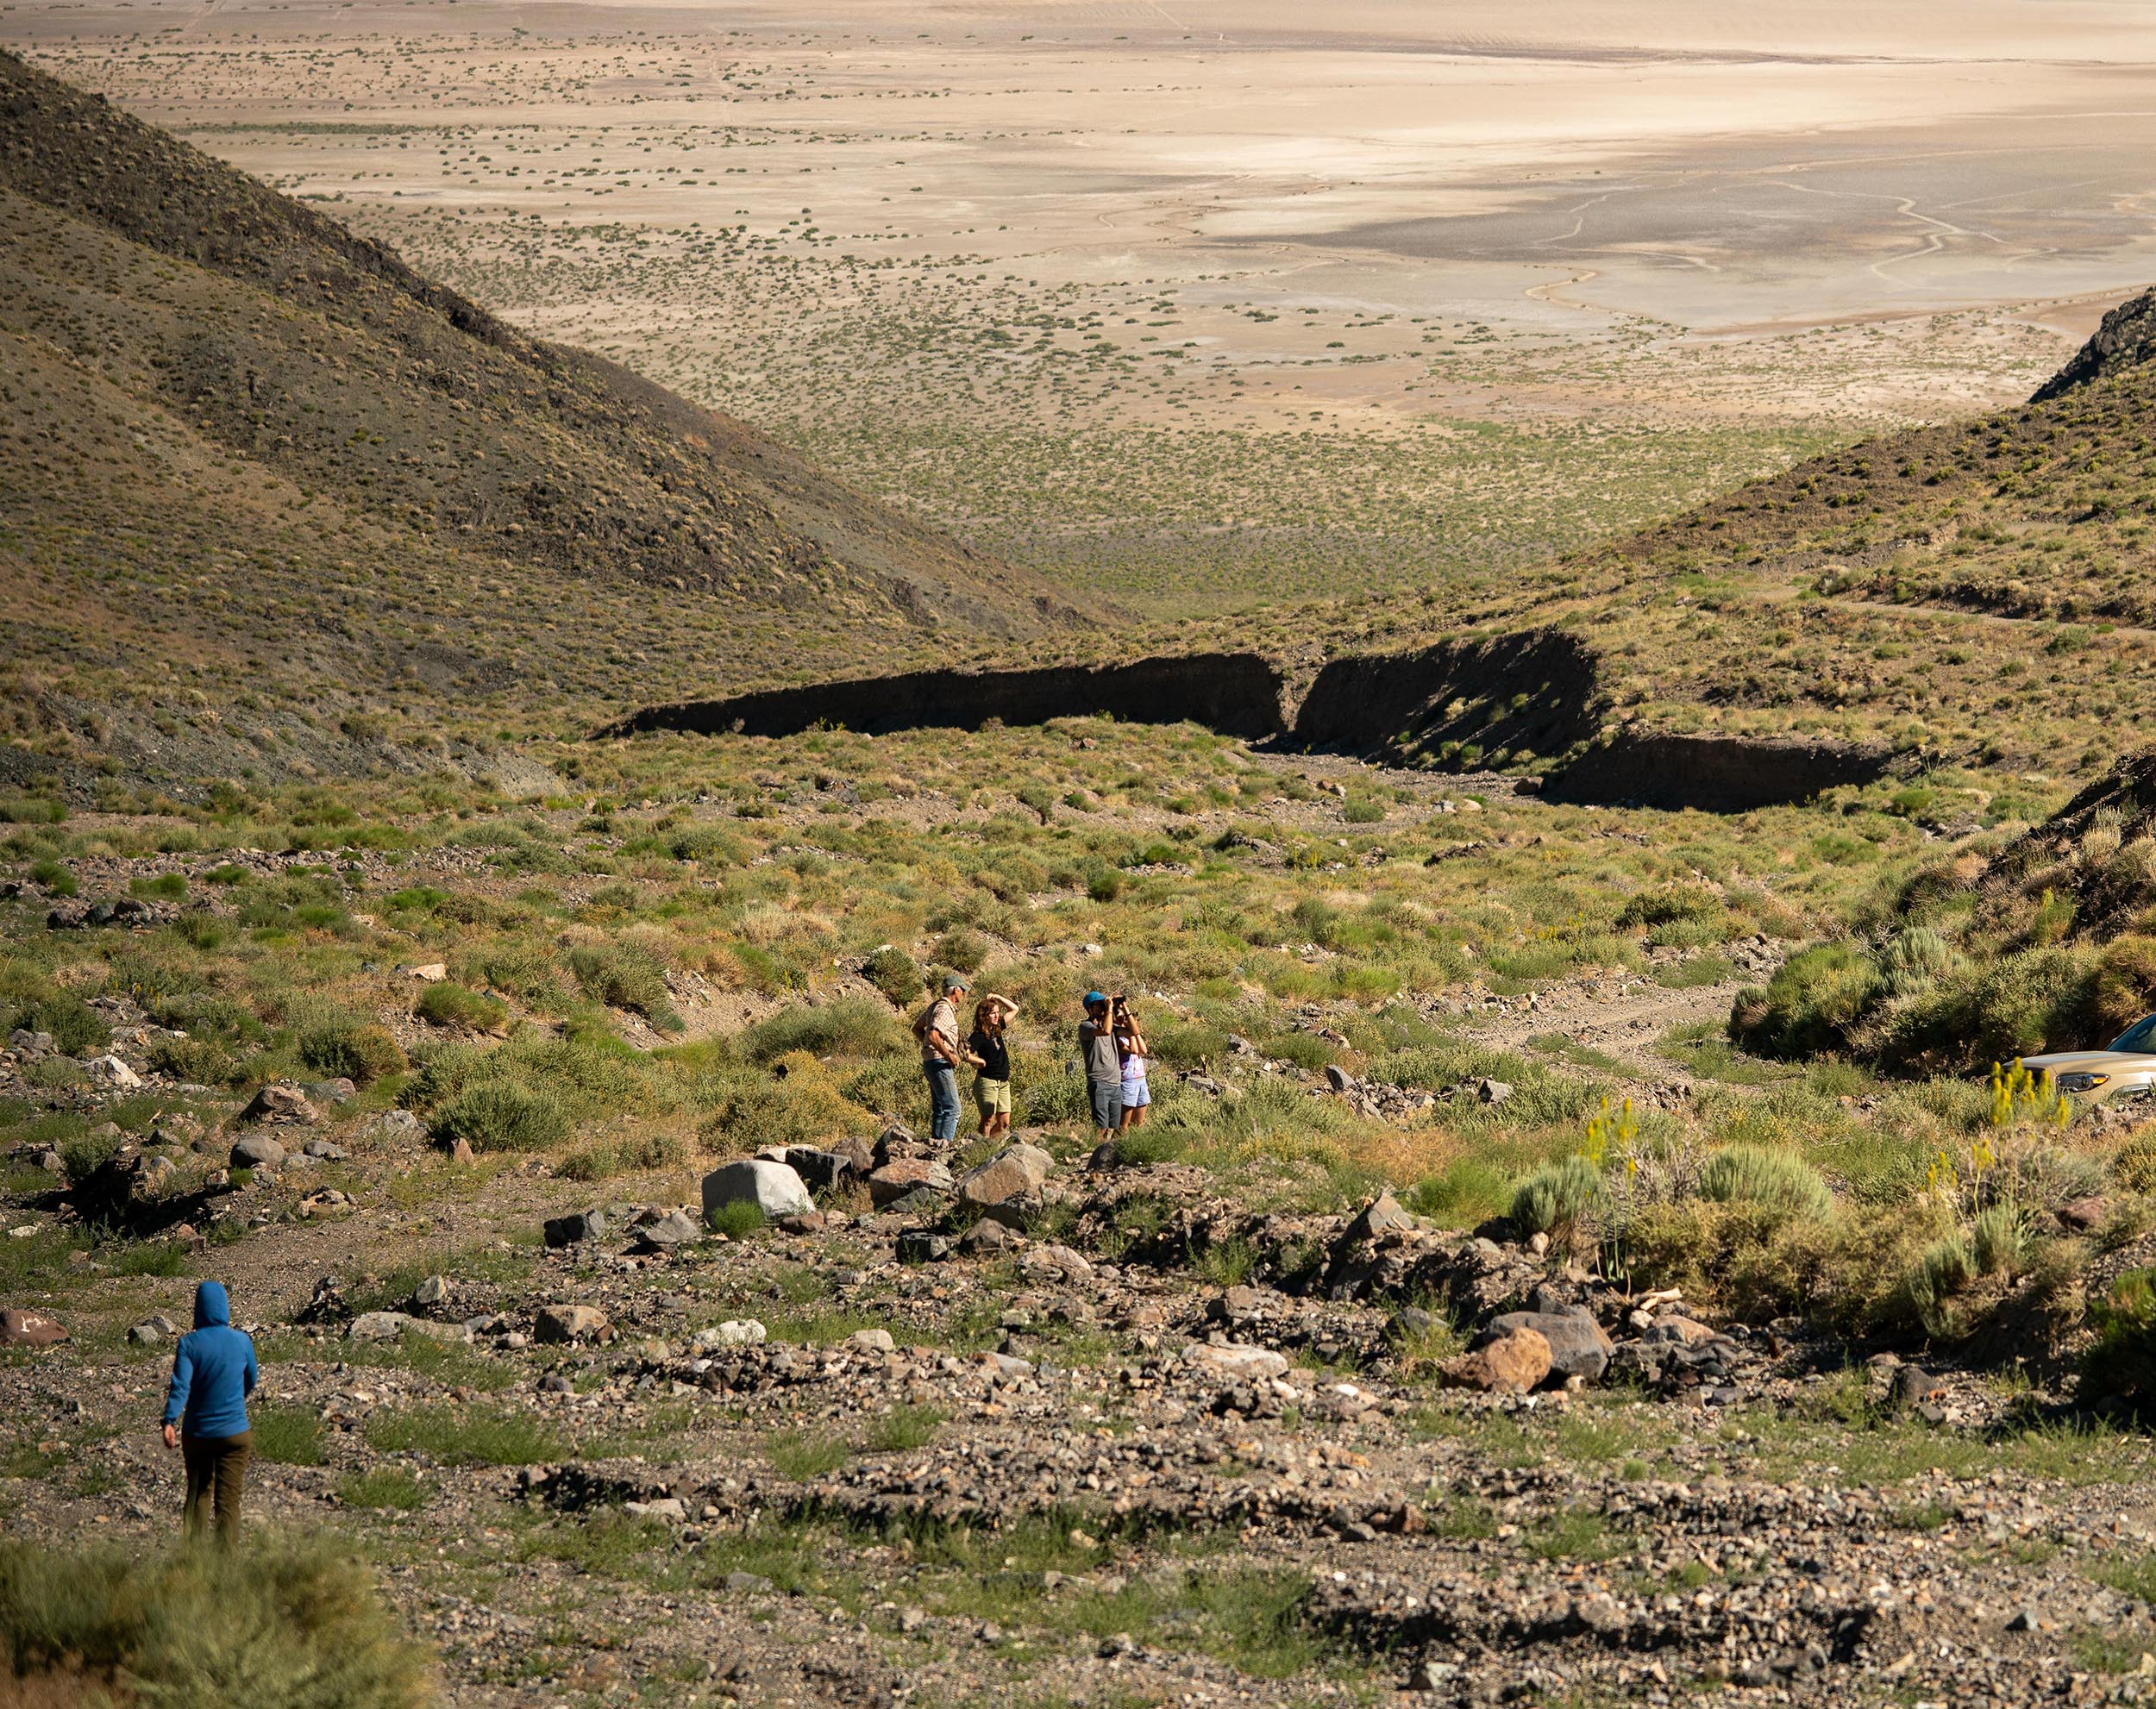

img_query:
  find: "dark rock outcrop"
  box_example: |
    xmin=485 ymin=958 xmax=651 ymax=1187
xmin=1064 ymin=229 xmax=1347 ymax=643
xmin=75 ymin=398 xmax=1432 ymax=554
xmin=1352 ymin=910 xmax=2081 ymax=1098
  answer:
xmin=2033 ymin=286 xmax=2156 ymax=402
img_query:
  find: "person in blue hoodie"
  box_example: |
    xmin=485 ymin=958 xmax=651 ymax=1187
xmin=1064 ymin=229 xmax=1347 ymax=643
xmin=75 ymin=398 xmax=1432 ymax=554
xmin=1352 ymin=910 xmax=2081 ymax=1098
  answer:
xmin=160 ymin=1279 xmax=257 ymax=1543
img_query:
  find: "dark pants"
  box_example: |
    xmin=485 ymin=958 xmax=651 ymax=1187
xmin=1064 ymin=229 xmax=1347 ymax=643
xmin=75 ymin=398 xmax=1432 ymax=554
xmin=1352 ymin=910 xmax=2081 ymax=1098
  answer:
xmin=182 ymin=1430 xmax=250 ymax=1543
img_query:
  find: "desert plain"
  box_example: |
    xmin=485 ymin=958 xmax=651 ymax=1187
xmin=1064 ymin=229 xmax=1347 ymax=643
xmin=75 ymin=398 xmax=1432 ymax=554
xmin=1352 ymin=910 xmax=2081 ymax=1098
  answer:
xmin=11 ymin=0 xmax=2156 ymax=610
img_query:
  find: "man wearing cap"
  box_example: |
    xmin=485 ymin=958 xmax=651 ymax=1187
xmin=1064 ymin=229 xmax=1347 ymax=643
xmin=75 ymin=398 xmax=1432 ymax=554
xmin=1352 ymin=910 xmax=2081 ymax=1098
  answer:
xmin=917 ymin=973 xmax=968 ymax=1143
xmin=1078 ymin=992 xmax=1123 ymax=1142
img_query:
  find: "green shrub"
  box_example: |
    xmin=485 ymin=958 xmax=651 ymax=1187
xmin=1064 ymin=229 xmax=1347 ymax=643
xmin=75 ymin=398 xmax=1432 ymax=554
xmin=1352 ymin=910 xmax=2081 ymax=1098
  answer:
xmin=298 ymin=1018 xmax=406 ymax=1084
xmin=473 ymin=942 xmax=565 ymax=1004
xmin=567 ymin=942 xmax=680 ymax=1030
xmin=1616 ymin=885 xmax=1723 ymax=931
xmin=1405 ymin=1157 xmax=1514 ymax=1228
xmin=707 ymin=1200 xmax=769 ymax=1239
xmin=146 ymin=1035 xmax=240 ymax=1086
xmin=2085 ymin=1268 xmax=2156 ymax=1406
xmin=766 ymin=1427 xmax=849 ymax=1480
xmin=931 ymin=927 xmax=990 ymax=974
xmin=1510 ymin=1156 xmax=1606 ymax=1238
xmin=669 ymin=825 xmax=748 ymax=866
xmin=1971 ymin=1205 xmax=2028 ymax=1277
xmin=1881 ymin=926 xmax=1958 ymax=996
xmin=28 ymin=859 xmax=76 ymax=898
xmin=2093 ymin=936 xmax=2156 ymax=1037
xmin=862 ymin=947 xmax=923 ymax=1007
xmin=431 ymin=1083 xmax=569 ymax=1153
xmin=863 ymin=1404 xmax=946 ymax=1453
xmin=365 ymin=1404 xmax=561 ymax=1466
xmin=415 ymin=982 xmax=506 ymax=1032
xmin=559 ymin=1130 xmax=688 ymax=1181
xmin=741 ymin=998 xmax=905 ymax=1064
xmin=1908 ymin=1237 xmax=1976 ymax=1336
xmin=1881 ymin=945 xmax=2095 ymax=1072
xmin=1728 ymin=942 xmax=1883 ymax=1059
xmin=0 ymin=976 xmax=106 ymax=1058
xmin=251 ymin=1402 xmax=325 ymax=1468
xmin=0 ymin=1536 xmax=432 ymax=1708
xmin=339 ymin=1468 xmax=429 ymax=1512
xmin=1696 ymin=1144 xmax=1833 ymax=1221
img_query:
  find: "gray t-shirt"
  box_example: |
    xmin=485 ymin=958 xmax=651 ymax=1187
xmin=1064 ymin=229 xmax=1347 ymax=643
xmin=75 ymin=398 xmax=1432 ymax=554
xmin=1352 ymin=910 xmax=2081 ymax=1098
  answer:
xmin=1079 ymin=1018 xmax=1119 ymax=1083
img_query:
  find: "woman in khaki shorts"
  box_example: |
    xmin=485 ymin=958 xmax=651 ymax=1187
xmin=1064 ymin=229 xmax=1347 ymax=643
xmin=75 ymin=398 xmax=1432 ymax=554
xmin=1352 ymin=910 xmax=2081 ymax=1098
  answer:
xmin=967 ymin=995 xmax=1017 ymax=1139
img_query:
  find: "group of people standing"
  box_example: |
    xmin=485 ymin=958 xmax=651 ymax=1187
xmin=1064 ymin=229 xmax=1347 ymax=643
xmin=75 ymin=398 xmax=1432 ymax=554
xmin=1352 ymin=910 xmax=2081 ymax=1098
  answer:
xmin=914 ymin=976 xmax=1151 ymax=1143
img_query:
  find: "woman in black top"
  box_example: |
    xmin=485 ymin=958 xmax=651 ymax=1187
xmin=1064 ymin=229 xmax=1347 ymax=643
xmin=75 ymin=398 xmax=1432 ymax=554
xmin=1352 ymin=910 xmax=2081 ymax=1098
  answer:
xmin=968 ymin=996 xmax=1015 ymax=1139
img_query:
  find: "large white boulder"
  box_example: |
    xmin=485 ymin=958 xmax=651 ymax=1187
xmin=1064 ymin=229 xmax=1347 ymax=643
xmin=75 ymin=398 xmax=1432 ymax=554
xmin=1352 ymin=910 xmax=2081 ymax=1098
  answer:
xmin=701 ymin=1158 xmax=813 ymax=1222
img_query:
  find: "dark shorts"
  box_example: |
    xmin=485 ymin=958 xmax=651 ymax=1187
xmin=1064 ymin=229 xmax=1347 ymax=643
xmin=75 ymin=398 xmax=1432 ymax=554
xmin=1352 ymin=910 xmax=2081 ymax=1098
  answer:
xmin=1089 ymin=1078 xmax=1124 ymax=1132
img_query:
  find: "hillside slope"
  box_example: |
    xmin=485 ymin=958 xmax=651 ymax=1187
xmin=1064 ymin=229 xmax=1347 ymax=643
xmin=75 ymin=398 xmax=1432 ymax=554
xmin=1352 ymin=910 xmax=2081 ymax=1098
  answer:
xmin=1251 ymin=287 xmax=2156 ymax=785
xmin=0 ymin=49 xmax=1080 ymax=795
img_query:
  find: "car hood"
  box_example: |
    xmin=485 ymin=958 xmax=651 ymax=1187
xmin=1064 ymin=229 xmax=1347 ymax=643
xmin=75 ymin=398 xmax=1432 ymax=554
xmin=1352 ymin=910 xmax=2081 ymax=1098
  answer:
xmin=2019 ymin=1050 xmax=2156 ymax=1075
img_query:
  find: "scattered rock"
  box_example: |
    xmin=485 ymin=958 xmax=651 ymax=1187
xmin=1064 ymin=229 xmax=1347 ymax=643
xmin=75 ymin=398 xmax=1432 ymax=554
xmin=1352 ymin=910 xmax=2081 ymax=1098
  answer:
xmin=0 ymin=1309 xmax=67 ymax=1349
xmin=368 ymin=1111 xmax=425 ymax=1144
xmin=403 ymin=962 xmax=449 ymax=983
xmin=1476 ymin=1077 xmax=1513 ymax=1105
xmin=411 ymin=1274 xmax=452 ymax=1310
xmin=348 ymin=1311 xmax=414 ymax=1343
xmin=958 ymin=1218 xmax=1014 ymax=1256
xmin=956 ymin=1142 xmax=1053 ymax=1210
xmin=238 ymin=1083 xmax=317 ymax=1125
xmin=1482 ymin=1308 xmax=1613 ymax=1384
xmin=868 ymin=1159 xmax=954 ymax=1205
xmin=636 ymin=1210 xmax=702 ymax=1250
xmin=1440 ymin=1326 xmax=1551 ymax=1393
xmin=778 ymin=1147 xmax=859 ymax=1193
xmin=897 ymin=1230 xmax=951 ymax=1264
xmin=229 ymin=1133 xmax=287 ymax=1169
xmin=84 ymin=1054 xmax=143 ymax=1091
xmin=304 ymin=1139 xmax=349 ymax=1161
xmin=536 ymin=1303 xmax=609 ymax=1343
xmin=1019 ymin=1243 xmax=1094 ymax=1282
xmin=544 ymin=1210 xmax=609 ymax=1248
xmin=691 ymin=1320 xmax=768 ymax=1352
xmin=1181 ymin=1342 xmax=1288 ymax=1381
xmin=701 ymin=1159 xmax=813 ymax=1222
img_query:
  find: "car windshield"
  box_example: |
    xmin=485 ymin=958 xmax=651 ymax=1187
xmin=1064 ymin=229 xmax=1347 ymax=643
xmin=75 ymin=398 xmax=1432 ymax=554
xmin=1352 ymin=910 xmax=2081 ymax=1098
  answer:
xmin=2111 ymin=1014 xmax=2156 ymax=1054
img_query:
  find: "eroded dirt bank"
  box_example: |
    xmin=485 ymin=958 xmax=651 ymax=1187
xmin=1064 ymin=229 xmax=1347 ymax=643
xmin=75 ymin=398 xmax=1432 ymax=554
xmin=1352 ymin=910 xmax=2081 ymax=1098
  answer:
xmin=602 ymin=635 xmax=1898 ymax=812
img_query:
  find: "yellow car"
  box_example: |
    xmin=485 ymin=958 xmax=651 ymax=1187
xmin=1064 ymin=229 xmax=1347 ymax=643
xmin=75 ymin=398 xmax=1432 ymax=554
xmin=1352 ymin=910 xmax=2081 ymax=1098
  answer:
xmin=2021 ymin=1013 xmax=2156 ymax=1106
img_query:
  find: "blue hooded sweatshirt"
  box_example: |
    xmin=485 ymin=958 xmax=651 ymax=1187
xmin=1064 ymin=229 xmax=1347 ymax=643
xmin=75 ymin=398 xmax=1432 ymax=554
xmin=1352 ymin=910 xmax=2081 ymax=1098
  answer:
xmin=162 ymin=1280 xmax=257 ymax=1440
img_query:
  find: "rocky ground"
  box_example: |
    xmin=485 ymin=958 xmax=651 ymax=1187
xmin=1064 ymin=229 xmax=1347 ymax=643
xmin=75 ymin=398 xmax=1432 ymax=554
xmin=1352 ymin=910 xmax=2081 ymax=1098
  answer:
xmin=10 ymin=1061 xmax=2156 ymax=1708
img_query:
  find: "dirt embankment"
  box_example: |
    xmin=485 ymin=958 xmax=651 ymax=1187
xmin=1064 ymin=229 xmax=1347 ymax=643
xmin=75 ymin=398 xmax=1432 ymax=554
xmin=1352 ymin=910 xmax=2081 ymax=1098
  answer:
xmin=602 ymin=631 xmax=1900 ymax=813
xmin=599 ymin=653 xmax=1288 ymax=742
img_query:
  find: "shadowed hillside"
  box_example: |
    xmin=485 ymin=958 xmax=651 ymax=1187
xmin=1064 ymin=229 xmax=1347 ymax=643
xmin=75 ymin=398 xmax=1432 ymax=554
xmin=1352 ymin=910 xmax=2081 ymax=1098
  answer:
xmin=0 ymin=48 xmax=1079 ymax=796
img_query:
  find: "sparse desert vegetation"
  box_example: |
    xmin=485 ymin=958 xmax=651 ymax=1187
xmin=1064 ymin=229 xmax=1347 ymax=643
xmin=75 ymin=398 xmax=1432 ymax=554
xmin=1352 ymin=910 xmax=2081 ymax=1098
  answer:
xmin=15 ymin=8 xmax=2156 ymax=1707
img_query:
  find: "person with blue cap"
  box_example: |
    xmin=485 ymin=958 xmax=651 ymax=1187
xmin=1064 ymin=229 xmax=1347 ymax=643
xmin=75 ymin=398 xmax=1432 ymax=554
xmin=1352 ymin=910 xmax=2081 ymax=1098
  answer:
xmin=160 ymin=1279 xmax=258 ymax=1543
